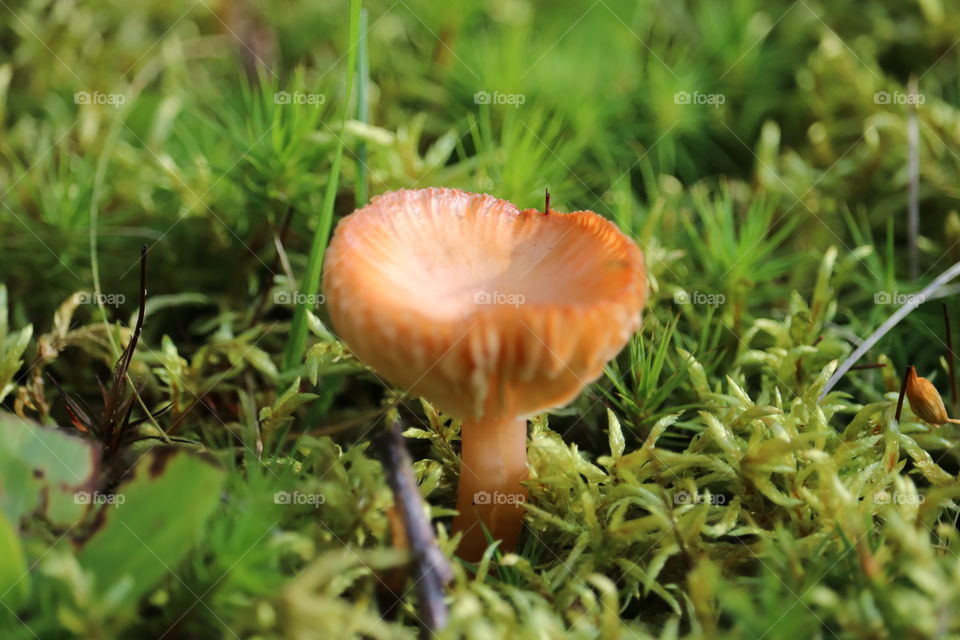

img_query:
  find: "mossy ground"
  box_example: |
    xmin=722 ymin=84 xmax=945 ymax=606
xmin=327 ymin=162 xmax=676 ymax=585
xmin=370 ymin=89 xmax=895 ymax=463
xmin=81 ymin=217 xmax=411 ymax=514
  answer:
xmin=2 ymin=1 xmax=960 ymax=638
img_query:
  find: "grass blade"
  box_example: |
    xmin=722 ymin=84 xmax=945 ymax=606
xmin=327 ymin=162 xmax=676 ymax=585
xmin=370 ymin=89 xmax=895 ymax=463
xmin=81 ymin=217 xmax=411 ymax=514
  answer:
xmin=282 ymin=0 xmax=363 ymax=372
xmin=820 ymin=260 xmax=960 ymax=399
xmin=355 ymin=8 xmax=370 ymax=208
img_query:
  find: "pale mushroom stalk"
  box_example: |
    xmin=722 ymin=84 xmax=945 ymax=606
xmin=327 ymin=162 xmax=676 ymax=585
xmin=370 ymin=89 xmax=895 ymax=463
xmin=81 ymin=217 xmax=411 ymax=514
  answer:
xmin=324 ymin=188 xmax=646 ymax=563
xmin=452 ymin=414 xmax=527 ymax=557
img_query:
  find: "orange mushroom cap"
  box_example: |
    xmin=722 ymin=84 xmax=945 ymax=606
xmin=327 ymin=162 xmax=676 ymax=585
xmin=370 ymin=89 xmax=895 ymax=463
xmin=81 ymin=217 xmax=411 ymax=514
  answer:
xmin=323 ymin=188 xmax=647 ymax=420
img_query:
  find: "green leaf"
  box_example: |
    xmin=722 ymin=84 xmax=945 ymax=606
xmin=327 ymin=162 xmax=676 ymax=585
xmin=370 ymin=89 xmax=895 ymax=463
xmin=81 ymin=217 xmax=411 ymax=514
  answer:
xmin=259 ymin=377 xmax=318 ymax=436
xmin=607 ymin=408 xmax=625 ymax=459
xmin=78 ymin=450 xmax=225 ymax=608
xmin=0 ymin=414 xmax=97 ymax=528
xmin=0 ymin=510 xmax=28 ymax=609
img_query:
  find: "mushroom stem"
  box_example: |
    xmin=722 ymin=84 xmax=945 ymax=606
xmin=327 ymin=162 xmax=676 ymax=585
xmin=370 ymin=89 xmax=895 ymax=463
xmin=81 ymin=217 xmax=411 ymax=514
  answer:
xmin=453 ymin=414 xmax=528 ymax=562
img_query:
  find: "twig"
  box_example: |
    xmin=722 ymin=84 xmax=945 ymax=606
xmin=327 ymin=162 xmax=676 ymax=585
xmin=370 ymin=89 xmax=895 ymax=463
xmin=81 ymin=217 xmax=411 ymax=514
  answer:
xmin=895 ymin=366 xmax=910 ymax=422
xmin=819 ymin=260 xmax=960 ymax=399
xmin=849 ymin=363 xmax=887 ymax=371
xmin=377 ymin=417 xmax=452 ymax=636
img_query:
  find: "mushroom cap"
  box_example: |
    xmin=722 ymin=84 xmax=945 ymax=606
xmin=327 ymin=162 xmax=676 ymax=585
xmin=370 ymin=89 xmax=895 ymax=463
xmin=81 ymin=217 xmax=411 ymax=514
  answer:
xmin=323 ymin=188 xmax=647 ymax=420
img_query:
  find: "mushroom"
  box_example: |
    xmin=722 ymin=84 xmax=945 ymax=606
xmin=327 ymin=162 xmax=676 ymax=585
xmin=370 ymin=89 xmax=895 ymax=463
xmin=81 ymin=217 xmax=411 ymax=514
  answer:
xmin=324 ymin=188 xmax=646 ymax=561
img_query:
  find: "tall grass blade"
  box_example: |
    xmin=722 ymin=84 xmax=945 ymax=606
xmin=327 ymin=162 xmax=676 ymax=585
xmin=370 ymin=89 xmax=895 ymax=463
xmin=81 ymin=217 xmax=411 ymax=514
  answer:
xmin=282 ymin=0 xmax=363 ymax=371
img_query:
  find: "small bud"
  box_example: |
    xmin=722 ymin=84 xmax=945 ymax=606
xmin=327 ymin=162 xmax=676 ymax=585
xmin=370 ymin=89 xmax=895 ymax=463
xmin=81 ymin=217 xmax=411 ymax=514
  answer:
xmin=905 ymin=366 xmax=960 ymax=426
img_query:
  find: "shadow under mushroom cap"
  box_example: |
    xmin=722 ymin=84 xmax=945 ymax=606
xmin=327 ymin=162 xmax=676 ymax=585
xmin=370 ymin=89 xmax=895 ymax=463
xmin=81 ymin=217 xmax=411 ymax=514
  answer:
xmin=324 ymin=188 xmax=647 ymax=420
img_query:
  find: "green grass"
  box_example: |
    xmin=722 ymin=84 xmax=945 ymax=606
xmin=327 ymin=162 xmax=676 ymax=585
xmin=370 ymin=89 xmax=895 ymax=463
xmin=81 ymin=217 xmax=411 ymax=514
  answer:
xmin=3 ymin=0 xmax=960 ymax=638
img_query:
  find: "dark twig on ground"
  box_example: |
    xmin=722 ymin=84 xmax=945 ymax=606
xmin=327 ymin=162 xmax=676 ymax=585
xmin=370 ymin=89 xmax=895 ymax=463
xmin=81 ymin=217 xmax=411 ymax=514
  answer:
xmin=849 ymin=363 xmax=887 ymax=370
xmin=896 ymin=366 xmax=909 ymax=422
xmin=377 ymin=417 xmax=453 ymax=636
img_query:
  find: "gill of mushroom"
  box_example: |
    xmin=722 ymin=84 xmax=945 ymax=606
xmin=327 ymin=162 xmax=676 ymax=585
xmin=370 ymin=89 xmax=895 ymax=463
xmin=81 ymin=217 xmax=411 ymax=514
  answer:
xmin=323 ymin=188 xmax=647 ymax=562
